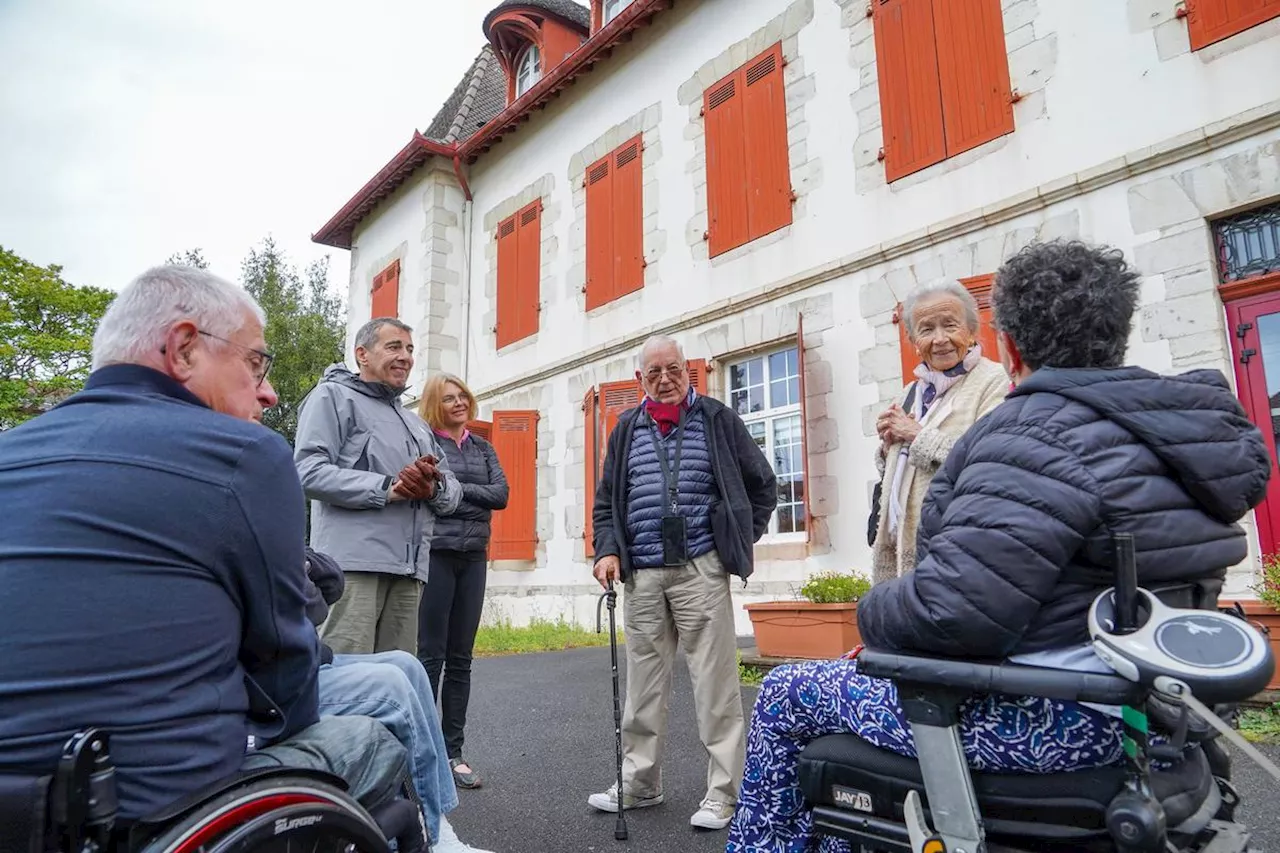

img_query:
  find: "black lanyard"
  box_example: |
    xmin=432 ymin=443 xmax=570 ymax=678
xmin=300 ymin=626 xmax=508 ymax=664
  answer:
xmin=647 ymin=407 xmax=686 ymax=515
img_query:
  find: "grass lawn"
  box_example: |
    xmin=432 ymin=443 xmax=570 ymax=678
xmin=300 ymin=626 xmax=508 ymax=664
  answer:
xmin=472 ymin=619 xmax=622 ymax=657
xmin=1239 ymin=702 xmax=1280 ymax=744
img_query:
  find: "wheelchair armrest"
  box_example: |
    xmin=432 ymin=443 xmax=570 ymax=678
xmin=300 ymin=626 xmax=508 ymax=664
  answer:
xmin=857 ymin=648 xmax=1146 ymax=706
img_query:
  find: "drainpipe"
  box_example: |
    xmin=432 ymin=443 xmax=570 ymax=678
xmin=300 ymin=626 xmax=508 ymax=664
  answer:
xmin=454 ymin=155 xmax=475 ymax=384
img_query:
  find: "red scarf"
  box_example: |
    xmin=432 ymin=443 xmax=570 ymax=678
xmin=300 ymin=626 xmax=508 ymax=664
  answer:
xmin=644 ymin=399 xmax=686 ymax=436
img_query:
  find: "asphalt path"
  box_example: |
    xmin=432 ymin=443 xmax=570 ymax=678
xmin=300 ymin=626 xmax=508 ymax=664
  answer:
xmin=447 ymin=645 xmax=1279 ymax=853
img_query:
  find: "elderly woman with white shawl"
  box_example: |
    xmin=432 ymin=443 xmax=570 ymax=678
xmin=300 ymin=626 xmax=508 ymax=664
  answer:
xmin=871 ymin=279 xmax=1008 ymax=584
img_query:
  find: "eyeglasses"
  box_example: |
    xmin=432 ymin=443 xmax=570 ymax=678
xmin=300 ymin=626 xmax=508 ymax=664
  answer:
xmin=442 ymin=394 xmax=470 ymax=406
xmin=199 ymin=331 xmax=275 ymax=387
xmin=643 ymin=364 xmax=686 ymax=382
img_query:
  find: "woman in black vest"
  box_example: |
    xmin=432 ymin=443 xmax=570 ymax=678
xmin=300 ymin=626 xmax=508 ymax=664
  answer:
xmin=417 ymin=374 xmax=508 ymax=790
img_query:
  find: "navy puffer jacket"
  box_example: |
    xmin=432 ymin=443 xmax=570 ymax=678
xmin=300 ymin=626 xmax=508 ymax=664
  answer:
xmin=858 ymin=366 xmax=1271 ymax=658
xmin=433 ymin=434 xmax=508 ymax=553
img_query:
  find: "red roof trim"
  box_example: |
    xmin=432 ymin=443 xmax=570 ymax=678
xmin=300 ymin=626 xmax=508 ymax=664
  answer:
xmin=311 ymin=0 xmax=673 ymax=251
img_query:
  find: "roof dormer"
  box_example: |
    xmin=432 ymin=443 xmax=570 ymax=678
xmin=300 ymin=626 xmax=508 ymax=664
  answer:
xmin=483 ymin=0 xmax=590 ymax=104
xmin=590 ymin=0 xmax=637 ymax=33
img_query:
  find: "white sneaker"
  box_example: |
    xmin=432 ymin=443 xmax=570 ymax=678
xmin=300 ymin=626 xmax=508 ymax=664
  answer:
xmin=586 ymin=783 xmax=665 ymax=813
xmin=689 ymin=797 xmax=735 ymax=830
xmin=434 ymin=814 xmax=495 ymax=853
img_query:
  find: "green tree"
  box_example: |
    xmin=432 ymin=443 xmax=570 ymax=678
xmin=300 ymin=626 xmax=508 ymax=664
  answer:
xmin=239 ymin=238 xmax=346 ymax=447
xmin=165 ymin=248 xmax=210 ymax=269
xmin=0 ymin=246 xmax=115 ymax=430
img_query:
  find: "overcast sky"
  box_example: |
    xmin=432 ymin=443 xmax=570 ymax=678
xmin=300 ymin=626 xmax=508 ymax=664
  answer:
xmin=0 ymin=0 xmax=495 ymax=294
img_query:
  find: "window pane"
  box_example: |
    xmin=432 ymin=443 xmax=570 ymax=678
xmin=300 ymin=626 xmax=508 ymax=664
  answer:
xmin=747 ymin=421 xmax=766 ymax=453
xmin=768 ymin=347 xmax=800 ymax=408
xmin=777 ymin=504 xmax=795 ymax=534
xmin=730 ymin=357 xmax=766 ymax=414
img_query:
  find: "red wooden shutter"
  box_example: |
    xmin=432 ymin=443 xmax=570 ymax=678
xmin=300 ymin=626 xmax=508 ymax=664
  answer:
xmin=583 ymin=387 xmax=599 ymax=558
xmin=796 ymin=315 xmax=811 ymax=540
xmin=1186 ymin=0 xmax=1280 ymax=50
xmin=741 ymin=45 xmax=793 ymax=242
xmin=515 ymin=202 xmax=541 ymax=343
xmin=612 ymin=137 xmax=644 ymax=302
xmin=495 ymin=216 xmax=519 ymax=347
xmin=704 ymin=71 xmax=749 ymax=258
xmin=584 ymin=154 xmax=613 ymax=311
xmin=371 ymin=260 xmax=400 ymax=318
xmin=467 ymin=420 xmax=492 ymax=441
xmin=895 ymin=303 xmax=918 ymax=386
xmin=489 ymin=410 xmax=538 ymax=560
xmin=599 ymin=379 xmax=641 ymax=444
xmin=959 ymin=273 xmax=1000 ymax=361
xmin=873 ymin=0 xmax=947 ymax=182
xmin=686 ymin=358 xmax=709 ymax=395
xmin=932 ymin=0 xmax=1014 ymax=158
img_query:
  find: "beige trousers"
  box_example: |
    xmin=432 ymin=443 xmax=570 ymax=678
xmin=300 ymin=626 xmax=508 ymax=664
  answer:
xmin=619 ymin=550 xmax=746 ymax=804
xmin=320 ymin=572 xmax=423 ymax=655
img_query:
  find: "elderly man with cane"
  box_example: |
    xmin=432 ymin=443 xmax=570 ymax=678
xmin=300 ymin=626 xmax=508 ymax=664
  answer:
xmin=587 ymin=335 xmax=777 ymax=831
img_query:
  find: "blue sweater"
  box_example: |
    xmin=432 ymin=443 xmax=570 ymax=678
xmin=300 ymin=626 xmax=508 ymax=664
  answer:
xmin=0 ymin=365 xmax=319 ymax=821
xmin=625 ymin=404 xmax=718 ymax=568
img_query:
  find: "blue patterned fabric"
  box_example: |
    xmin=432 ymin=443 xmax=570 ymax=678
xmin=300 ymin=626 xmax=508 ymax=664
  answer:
xmin=725 ymin=659 xmax=1125 ymax=853
xmin=625 ymin=405 xmax=717 ymax=569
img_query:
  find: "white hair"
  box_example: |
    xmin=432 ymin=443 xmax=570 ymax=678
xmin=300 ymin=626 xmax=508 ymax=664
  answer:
xmin=900 ymin=279 xmax=980 ymax=338
xmin=91 ymin=265 xmax=266 ymax=370
xmin=637 ymin=334 xmax=685 ymax=370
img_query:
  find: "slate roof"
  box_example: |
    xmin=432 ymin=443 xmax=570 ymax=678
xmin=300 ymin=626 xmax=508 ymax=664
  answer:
xmin=423 ymin=46 xmax=508 ymax=144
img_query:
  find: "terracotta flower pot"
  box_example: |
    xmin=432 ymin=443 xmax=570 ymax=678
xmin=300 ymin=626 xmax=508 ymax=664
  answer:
xmin=744 ymin=601 xmax=862 ymax=660
xmin=1221 ymin=599 xmax=1280 ymax=691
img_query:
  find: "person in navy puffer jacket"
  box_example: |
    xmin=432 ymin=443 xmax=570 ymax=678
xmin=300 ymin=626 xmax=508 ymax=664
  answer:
xmin=727 ymin=240 xmax=1272 ymax=852
xmin=588 ymin=335 xmax=777 ymax=831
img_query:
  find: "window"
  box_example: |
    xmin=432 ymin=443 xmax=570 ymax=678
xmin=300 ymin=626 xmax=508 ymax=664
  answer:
xmin=895 ymin=274 xmax=1000 ymax=384
xmin=585 ymin=136 xmax=644 ymax=310
xmin=603 ymin=0 xmax=632 ymax=23
xmin=495 ymin=201 xmax=541 ymax=348
xmin=516 ymin=44 xmax=542 ymax=97
xmin=1185 ymin=0 xmax=1280 ymax=50
xmin=1215 ymin=202 xmax=1280 ymax=284
xmin=371 ymin=260 xmax=400 ymax=318
xmin=469 ymin=412 xmax=538 ymax=560
xmin=703 ymin=43 xmax=793 ymax=258
xmin=872 ymin=0 xmax=1014 ymax=182
xmin=728 ymin=348 xmax=806 ymax=536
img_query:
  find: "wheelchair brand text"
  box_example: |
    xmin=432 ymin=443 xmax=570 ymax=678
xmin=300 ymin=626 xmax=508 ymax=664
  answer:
xmin=275 ymin=815 xmax=324 ymax=834
xmin=832 ymin=785 xmax=873 ymax=812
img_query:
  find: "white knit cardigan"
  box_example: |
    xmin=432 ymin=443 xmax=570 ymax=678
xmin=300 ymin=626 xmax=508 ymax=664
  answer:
xmin=871 ymin=358 xmax=1010 ymax=585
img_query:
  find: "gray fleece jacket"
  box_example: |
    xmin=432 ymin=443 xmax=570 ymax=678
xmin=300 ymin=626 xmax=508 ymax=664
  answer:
xmin=294 ymin=364 xmax=461 ymax=582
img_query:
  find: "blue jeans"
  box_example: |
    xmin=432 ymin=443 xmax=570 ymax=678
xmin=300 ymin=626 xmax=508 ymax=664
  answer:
xmin=318 ymin=651 xmax=458 ymax=841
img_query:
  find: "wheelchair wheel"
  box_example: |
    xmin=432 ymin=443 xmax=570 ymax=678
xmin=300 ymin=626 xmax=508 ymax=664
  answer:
xmin=137 ymin=775 xmax=390 ymax=853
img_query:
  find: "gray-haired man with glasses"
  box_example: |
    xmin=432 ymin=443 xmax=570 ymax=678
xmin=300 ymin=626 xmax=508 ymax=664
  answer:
xmin=587 ymin=334 xmax=777 ymax=830
xmin=294 ymin=317 xmax=461 ymax=657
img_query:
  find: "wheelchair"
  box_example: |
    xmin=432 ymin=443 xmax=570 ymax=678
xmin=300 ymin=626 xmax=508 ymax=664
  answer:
xmin=797 ymin=534 xmax=1279 ymax=853
xmin=0 ymin=729 xmax=430 ymax=853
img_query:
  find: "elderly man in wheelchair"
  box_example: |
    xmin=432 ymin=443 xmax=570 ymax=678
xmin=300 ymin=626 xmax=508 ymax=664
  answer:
xmin=727 ymin=241 xmax=1280 ymax=853
xmin=0 ymin=265 xmax=434 ymax=852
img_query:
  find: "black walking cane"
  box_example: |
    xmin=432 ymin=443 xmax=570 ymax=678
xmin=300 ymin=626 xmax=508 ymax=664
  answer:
xmin=596 ymin=580 xmax=629 ymax=841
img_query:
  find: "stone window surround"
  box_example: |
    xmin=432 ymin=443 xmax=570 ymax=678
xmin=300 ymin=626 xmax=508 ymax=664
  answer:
xmin=1129 ymin=0 xmax=1280 ymax=63
xmin=677 ymin=0 xmax=822 ymax=265
xmin=418 ymin=170 xmax=467 ymax=377
xmin=840 ymin=0 xmax=1057 ymax=194
xmin=1130 ymin=138 xmax=1280 ymax=380
xmin=566 ymin=103 xmax=667 ymax=313
xmin=481 ymin=174 xmax=562 ymax=355
xmin=562 ymin=292 xmax=838 ymax=559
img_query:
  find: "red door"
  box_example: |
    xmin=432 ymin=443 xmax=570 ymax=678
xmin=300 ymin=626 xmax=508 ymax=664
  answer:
xmin=1227 ymin=289 xmax=1280 ymax=555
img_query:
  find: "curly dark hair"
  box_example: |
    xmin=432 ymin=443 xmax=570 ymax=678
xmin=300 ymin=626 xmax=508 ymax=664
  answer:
xmin=992 ymin=240 xmax=1141 ymax=370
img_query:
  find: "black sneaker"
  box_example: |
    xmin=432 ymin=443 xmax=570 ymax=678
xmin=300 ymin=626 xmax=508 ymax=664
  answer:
xmin=450 ymin=757 xmax=482 ymax=789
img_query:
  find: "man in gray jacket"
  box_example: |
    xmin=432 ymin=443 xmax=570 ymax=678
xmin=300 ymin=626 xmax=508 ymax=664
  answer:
xmin=295 ymin=317 xmax=461 ymax=655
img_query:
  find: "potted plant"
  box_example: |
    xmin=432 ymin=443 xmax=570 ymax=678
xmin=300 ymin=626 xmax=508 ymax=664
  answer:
xmin=1226 ymin=554 xmax=1280 ymax=691
xmin=744 ymin=571 xmax=872 ymax=660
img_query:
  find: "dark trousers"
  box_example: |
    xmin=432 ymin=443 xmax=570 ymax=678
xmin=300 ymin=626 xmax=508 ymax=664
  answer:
xmin=417 ymin=548 xmax=488 ymax=760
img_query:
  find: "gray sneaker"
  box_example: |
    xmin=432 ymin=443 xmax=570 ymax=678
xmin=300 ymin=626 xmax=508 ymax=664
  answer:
xmin=689 ymin=797 xmax=735 ymax=830
xmin=587 ymin=784 xmax=665 ymax=813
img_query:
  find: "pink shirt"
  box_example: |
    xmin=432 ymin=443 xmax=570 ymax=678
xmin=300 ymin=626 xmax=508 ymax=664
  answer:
xmin=433 ymin=427 xmax=470 ymax=447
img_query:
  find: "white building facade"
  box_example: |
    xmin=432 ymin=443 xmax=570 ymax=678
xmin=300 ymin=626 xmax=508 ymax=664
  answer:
xmin=314 ymin=0 xmax=1280 ymax=634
